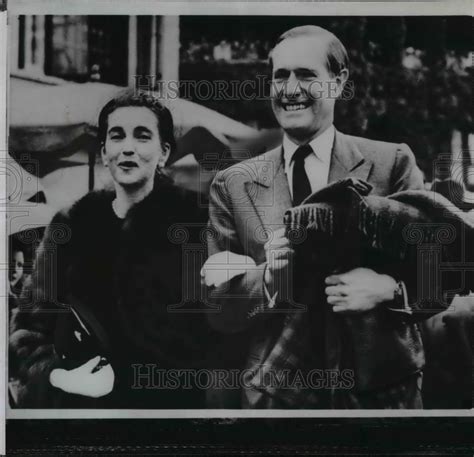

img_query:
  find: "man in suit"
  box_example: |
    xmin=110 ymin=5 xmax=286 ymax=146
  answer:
xmin=203 ymin=25 xmax=425 ymax=408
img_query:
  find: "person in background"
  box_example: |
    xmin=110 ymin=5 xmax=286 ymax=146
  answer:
xmin=231 ymin=40 xmax=242 ymax=60
xmin=9 ymin=241 xmax=25 ymax=306
xmin=213 ymin=39 xmax=232 ymax=62
xmin=420 ymin=177 xmax=474 ymax=408
xmin=199 ymin=36 xmax=212 ymax=62
xmin=8 ymin=239 xmax=29 ymax=407
xmin=247 ymin=42 xmax=259 ymax=61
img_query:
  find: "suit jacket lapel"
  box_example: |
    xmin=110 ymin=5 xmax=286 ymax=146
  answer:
xmin=244 ymin=147 xmax=292 ymax=258
xmin=328 ymin=130 xmax=373 ymax=184
xmin=244 ymin=132 xmax=372 ymax=257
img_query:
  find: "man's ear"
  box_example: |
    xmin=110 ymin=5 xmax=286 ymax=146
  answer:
xmin=334 ymin=68 xmax=349 ymax=98
xmin=100 ymin=145 xmax=108 ymax=167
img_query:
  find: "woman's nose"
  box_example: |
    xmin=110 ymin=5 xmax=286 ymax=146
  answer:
xmin=121 ymin=137 xmax=137 ymax=155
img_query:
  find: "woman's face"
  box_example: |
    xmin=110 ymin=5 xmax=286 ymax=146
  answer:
xmin=9 ymin=250 xmax=24 ymax=286
xmin=102 ymin=106 xmax=170 ymax=189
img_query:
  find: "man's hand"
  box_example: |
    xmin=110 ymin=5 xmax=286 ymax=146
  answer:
xmin=264 ymin=228 xmax=294 ymax=285
xmin=49 ymin=356 xmax=115 ymax=398
xmin=201 ymin=251 xmax=257 ymax=288
xmin=325 ymin=267 xmax=397 ymax=314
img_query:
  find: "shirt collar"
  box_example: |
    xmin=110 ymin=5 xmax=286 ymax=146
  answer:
xmin=283 ymin=125 xmax=335 ymax=166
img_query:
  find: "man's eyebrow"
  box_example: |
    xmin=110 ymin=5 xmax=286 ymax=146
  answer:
xmin=273 ymin=68 xmax=318 ymax=77
xmin=273 ymin=68 xmax=290 ymax=77
xmin=273 ymin=68 xmax=291 ymax=74
xmin=294 ymin=68 xmax=317 ymax=76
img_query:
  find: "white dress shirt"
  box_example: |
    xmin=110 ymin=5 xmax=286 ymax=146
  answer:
xmin=264 ymin=125 xmax=335 ymax=307
xmin=283 ymin=125 xmax=335 ymax=198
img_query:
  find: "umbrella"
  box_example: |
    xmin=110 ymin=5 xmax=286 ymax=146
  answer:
xmin=8 ymin=204 xmax=57 ymax=236
xmin=9 ymin=75 xmax=282 ymax=210
xmin=9 ymin=76 xmax=271 ymax=156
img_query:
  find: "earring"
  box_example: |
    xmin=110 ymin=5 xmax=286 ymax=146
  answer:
xmin=101 ymin=145 xmax=108 ymax=167
xmin=155 ymin=162 xmax=166 ymax=179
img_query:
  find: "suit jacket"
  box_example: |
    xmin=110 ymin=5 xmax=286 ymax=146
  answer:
xmin=207 ymin=130 xmax=425 ymax=407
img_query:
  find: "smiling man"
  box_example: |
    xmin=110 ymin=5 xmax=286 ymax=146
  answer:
xmin=205 ymin=25 xmax=425 ymax=409
xmin=270 ymin=30 xmax=343 ymax=147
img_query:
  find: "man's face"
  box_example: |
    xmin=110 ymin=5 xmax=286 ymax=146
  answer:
xmin=271 ymin=36 xmax=343 ymax=143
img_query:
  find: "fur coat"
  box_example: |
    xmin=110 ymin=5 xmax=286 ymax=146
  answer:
xmin=10 ymin=177 xmax=215 ymax=408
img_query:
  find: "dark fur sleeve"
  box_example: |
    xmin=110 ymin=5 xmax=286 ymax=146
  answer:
xmin=9 ymin=210 xmax=72 ymax=407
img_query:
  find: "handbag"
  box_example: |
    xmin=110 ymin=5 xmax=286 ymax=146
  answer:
xmin=54 ymin=299 xmax=111 ymax=372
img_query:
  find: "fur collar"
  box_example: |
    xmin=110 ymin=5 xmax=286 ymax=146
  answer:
xmin=66 ymin=175 xmax=204 ymax=230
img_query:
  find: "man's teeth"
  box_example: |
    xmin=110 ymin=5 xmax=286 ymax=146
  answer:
xmin=284 ymin=104 xmax=307 ymax=111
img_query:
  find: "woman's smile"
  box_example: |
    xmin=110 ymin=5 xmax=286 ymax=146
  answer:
xmin=117 ymin=160 xmax=139 ymax=171
xmin=102 ymin=106 xmax=167 ymax=189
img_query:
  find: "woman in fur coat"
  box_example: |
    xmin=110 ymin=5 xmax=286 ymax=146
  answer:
xmin=10 ymin=89 xmax=214 ymax=408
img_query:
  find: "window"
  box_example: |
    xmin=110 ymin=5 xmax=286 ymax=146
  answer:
xmin=44 ymin=15 xmax=128 ymax=85
xmin=44 ymin=15 xmax=89 ymax=81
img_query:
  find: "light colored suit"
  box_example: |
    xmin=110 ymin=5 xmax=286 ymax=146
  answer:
xmin=207 ymin=130 xmax=425 ymax=408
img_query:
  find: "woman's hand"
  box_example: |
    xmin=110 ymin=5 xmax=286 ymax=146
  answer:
xmin=49 ymin=356 xmax=115 ymax=398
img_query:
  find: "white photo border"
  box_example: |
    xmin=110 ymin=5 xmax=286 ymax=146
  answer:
xmin=3 ymin=0 xmax=473 ymax=421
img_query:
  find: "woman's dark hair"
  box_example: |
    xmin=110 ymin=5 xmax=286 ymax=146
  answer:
xmin=10 ymin=234 xmax=27 ymax=255
xmin=98 ymin=89 xmax=177 ymax=164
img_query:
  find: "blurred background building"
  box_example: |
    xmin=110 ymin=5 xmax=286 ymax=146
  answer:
xmin=9 ymin=15 xmax=179 ymax=85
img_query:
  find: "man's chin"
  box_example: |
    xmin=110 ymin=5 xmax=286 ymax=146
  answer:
xmin=279 ymin=123 xmax=318 ymax=142
xmin=276 ymin=113 xmax=312 ymax=131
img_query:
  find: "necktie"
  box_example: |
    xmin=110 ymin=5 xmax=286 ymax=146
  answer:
xmin=291 ymin=144 xmax=313 ymax=206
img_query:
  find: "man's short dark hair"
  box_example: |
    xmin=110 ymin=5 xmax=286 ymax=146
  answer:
xmin=269 ymin=25 xmax=349 ymax=76
xmin=98 ymin=88 xmax=177 ymax=162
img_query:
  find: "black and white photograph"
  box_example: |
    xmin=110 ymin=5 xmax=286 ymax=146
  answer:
xmin=2 ymin=0 xmax=473 ymax=454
